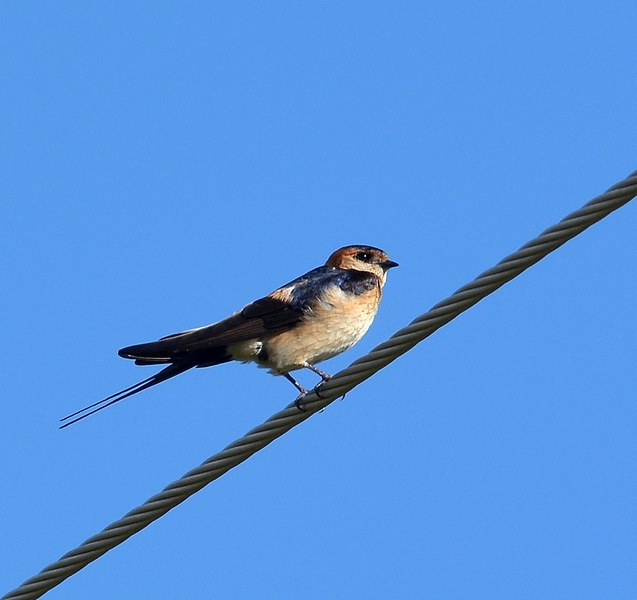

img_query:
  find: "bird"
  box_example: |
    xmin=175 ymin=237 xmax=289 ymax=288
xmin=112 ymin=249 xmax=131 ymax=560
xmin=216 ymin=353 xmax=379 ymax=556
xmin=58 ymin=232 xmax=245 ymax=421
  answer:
xmin=60 ymin=245 xmax=398 ymax=427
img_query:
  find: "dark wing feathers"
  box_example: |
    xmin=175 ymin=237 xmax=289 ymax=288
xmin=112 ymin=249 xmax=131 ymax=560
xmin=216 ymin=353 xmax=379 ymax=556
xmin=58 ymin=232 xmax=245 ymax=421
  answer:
xmin=60 ymin=297 xmax=305 ymax=428
xmin=118 ymin=267 xmax=378 ymax=364
xmin=118 ymin=296 xmax=304 ymax=363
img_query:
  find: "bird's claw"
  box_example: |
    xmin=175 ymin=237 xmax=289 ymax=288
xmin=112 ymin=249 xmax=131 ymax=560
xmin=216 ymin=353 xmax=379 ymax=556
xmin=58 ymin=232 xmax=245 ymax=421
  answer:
xmin=294 ymin=392 xmax=309 ymax=411
xmin=314 ymin=381 xmax=327 ymax=399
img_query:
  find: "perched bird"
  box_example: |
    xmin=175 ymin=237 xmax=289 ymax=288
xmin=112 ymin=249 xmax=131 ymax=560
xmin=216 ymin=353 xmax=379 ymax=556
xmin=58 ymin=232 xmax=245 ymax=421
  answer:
xmin=61 ymin=245 xmax=398 ymax=427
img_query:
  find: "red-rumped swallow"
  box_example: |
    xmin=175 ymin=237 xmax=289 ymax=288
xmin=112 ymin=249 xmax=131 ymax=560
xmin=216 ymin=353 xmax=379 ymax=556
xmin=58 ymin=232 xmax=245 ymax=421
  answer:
xmin=61 ymin=245 xmax=398 ymax=427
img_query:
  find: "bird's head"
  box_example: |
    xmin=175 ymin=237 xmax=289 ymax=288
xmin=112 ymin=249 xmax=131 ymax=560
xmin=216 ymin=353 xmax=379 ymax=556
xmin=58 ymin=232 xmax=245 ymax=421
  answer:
xmin=325 ymin=245 xmax=398 ymax=286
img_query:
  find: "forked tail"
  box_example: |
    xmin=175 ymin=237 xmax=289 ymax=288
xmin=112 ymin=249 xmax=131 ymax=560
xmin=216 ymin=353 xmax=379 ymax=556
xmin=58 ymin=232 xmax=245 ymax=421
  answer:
xmin=60 ymin=362 xmax=195 ymax=428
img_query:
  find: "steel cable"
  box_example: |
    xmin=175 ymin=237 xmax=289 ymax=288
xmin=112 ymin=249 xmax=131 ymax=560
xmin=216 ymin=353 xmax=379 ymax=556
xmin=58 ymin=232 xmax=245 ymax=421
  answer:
xmin=3 ymin=170 xmax=636 ymax=600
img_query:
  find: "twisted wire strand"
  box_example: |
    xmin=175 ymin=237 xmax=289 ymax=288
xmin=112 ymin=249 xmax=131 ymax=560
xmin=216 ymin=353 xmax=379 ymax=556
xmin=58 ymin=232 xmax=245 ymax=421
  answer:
xmin=3 ymin=170 xmax=636 ymax=600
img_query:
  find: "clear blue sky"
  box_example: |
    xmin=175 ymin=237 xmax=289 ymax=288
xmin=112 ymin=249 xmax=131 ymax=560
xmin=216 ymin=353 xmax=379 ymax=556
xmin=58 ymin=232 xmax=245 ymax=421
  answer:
xmin=2 ymin=3 xmax=636 ymax=598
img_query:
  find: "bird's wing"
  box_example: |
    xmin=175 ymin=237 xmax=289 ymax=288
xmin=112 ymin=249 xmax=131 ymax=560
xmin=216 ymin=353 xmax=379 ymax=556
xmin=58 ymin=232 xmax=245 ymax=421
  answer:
xmin=119 ymin=267 xmax=380 ymax=364
xmin=118 ymin=296 xmax=305 ymax=363
xmin=60 ymin=296 xmax=307 ymax=427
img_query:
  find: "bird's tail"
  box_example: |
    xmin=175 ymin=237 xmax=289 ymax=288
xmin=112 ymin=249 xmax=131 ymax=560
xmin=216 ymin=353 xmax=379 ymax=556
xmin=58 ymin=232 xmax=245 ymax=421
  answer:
xmin=60 ymin=361 xmax=195 ymax=429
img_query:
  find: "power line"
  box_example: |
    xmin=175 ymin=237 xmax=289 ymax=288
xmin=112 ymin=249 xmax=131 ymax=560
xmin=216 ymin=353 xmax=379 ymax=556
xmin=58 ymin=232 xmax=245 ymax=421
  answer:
xmin=3 ymin=170 xmax=636 ymax=600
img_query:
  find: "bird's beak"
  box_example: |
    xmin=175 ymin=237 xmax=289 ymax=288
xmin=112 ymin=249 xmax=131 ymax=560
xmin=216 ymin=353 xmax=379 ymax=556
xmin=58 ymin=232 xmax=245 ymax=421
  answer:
xmin=380 ymin=260 xmax=399 ymax=270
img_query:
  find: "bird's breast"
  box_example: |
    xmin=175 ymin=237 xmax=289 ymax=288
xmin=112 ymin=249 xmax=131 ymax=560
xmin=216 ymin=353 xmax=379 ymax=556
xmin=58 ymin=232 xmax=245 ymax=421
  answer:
xmin=260 ymin=283 xmax=382 ymax=373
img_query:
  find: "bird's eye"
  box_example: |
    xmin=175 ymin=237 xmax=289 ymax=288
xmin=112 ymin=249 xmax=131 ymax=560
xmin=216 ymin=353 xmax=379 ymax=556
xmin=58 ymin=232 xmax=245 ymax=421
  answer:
xmin=355 ymin=252 xmax=371 ymax=262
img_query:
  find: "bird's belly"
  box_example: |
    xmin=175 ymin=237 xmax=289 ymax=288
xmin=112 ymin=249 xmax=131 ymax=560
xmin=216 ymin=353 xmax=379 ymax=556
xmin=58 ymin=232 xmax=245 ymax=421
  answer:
xmin=261 ymin=290 xmax=380 ymax=373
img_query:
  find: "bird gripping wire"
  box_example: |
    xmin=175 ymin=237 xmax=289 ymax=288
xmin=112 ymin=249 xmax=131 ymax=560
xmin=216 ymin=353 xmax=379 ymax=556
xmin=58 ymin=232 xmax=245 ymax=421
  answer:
xmin=3 ymin=169 xmax=637 ymax=600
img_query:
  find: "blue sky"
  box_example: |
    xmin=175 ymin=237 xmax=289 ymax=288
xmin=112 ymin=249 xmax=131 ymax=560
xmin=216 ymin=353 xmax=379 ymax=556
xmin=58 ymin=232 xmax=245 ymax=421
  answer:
xmin=1 ymin=2 xmax=636 ymax=598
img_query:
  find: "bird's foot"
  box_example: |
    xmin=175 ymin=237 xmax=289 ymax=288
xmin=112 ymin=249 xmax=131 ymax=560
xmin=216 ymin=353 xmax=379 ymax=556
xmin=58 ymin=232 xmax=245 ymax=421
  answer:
xmin=314 ymin=381 xmax=327 ymax=399
xmin=294 ymin=391 xmax=309 ymax=411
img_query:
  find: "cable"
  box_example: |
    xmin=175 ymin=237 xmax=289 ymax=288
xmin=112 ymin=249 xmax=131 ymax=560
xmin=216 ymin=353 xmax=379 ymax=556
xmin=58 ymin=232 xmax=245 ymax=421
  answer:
xmin=3 ymin=170 xmax=636 ymax=600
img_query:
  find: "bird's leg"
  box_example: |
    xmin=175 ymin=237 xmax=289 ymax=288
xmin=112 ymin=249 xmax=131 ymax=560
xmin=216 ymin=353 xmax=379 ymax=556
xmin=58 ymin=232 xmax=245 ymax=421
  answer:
xmin=283 ymin=373 xmax=310 ymax=411
xmin=302 ymin=362 xmax=332 ymax=399
xmin=303 ymin=362 xmax=332 ymax=381
xmin=283 ymin=372 xmax=308 ymax=394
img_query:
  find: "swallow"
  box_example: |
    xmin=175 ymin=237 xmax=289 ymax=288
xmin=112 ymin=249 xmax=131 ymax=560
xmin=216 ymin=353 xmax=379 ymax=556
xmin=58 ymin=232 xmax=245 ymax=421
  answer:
xmin=61 ymin=245 xmax=398 ymax=427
